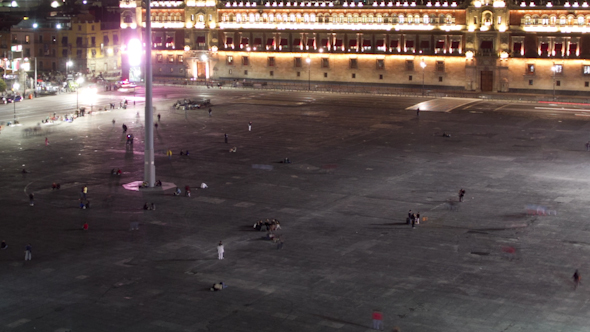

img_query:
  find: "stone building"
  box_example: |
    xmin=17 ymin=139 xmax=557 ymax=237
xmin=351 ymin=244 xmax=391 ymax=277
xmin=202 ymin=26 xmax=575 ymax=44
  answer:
xmin=119 ymin=0 xmax=590 ymax=93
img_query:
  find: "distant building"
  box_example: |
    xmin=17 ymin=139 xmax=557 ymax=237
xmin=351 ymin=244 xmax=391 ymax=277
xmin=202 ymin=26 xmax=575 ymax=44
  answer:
xmin=7 ymin=16 xmax=121 ymax=77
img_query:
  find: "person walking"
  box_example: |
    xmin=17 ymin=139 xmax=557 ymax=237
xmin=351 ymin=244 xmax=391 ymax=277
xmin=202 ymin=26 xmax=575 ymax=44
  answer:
xmin=112 ymin=119 xmax=116 ymax=127
xmin=208 ymin=108 xmax=212 ymax=117
xmin=157 ymin=113 xmax=161 ymax=122
xmin=167 ymin=149 xmax=173 ymax=160
xmin=248 ymin=121 xmax=252 ymax=131
xmin=586 ymin=141 xmax=590 ymax=151
xmin=573 ymin=270 xmax=581 ymax=290
xmin=459 ymin=189 xmax=465 ymax=202
xmin=372 ymin=310 xmax=383 ymax=330
xmin=224 ymin=133 xmax=228 ymax=144
xmin=217 ymin=241 xmax=224 ymax=260
xmin=29 ymin=193 xmax=34 ymax=206
xmin=416 ymin=108 xmax=420 ymax=117
xmin=45 ymin=137 xmax=49 ymax=146
xmin=24 ymin=244 xmax=32 ymax=261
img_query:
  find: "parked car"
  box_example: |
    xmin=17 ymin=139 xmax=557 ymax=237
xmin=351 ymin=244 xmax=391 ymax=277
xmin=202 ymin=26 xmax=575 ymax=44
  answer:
xmin=6 ymin=95 xmax=23 ymax=103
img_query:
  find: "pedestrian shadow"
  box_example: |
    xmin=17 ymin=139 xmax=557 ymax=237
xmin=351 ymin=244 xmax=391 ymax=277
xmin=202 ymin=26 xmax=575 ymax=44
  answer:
xmin=369 ymin=222 xmax=408 ymax=226
xmin=309 ymin=314 xmax=368 ymax=329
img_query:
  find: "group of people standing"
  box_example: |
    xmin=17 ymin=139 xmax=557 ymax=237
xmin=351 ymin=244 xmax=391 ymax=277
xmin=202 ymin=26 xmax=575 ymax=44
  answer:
xmin=407 ymin=210 xmax=420 ymax=228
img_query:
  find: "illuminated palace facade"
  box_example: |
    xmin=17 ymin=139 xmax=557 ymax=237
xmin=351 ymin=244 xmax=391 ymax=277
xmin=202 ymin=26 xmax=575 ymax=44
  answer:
xmin=120 ymin=0 xmax=590 ymax=92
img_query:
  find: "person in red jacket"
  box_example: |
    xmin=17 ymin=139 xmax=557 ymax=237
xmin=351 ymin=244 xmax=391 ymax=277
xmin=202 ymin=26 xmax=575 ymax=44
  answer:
xmin=372 ymin=310 xmax=383 ymax=330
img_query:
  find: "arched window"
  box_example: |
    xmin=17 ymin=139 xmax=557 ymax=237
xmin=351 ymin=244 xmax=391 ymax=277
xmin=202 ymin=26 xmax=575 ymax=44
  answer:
xmin=255 ymin=13 xmax=260 ymax=22
xmin=578 ymin=15 xmax=584 ymax=25
xmin=414 ymin=14 xmax=420 ymax=23
xmin=347 ymin=14 xmax=353 ymax=23
xmin=423 ymin=14 xmax=429 ymax=24
xmin=567 ymin=15 xmax=575 ymax=25
xmin=542 ymin=15 xmax=549 ymax=25
xmin=559 ymin=16 xmax=566 ymax=25
xmin=377 ymin=15 xmax=383 ymax=23
xmin=446 ymin=15 xmax=453 ymax=24
xmin=123 ymin=14 xmax=133 ymax=23
xmin=310 ymin=13 xmax=316 ymax=22
xmin=407 ymin=15 xmax=413 ymax=23
xmin=483 ymin=12 xmax=492 ymax=26
xmin=290 ymin=13 xmax=296 ymax=22
xmin=249 ymin=13 xmax=255 ymax=23
xmin=550 ymin=15 xmax=556 ymax=25
xmin=399 ymin=14 xmax=405 ymax=23
xmin=368 ymin=14 xmax=373 ymax=23
xmin=439 ymin=14 xmax=445 ymax=24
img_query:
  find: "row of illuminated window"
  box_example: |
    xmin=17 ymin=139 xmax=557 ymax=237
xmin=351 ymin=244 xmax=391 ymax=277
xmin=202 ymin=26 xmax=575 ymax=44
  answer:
xmin=146 ymin=13 xmax=213 ymax=22
xmin=512 ymin=42 xmax=579 ymax=56
xmin=221 ymin=12 xmax=455 ymax=24
xmin=229 ymin=69 xmax=449 ymax=83
xmin=56 ymin=35 xmax=119 ymax=46
xmin=522 ymin=14 xmax=590 ymax=26
xmin=225 ymin=55 xmax=447 ymax=71
xmin=13 ymin=47 xmax=119 ymax=58
xmin=225 ymin=36 xmax=461 ymax=53
xmin=524 ymin=63 xmax=590 ymax=75
xmin=156 ymin=54 xmax=184 ymax=63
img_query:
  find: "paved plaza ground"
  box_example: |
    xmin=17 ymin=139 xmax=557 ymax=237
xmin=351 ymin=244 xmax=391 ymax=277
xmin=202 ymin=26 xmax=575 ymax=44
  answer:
xmin=1 ymin=88 xmax=590 ymax=331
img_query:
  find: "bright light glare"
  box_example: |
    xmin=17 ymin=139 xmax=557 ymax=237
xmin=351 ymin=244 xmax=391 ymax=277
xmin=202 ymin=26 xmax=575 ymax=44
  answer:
xmin=420 ymin=61 xmax=426 ymax=69
xmin=13 ymin=82 xmax=20 ymax=90
xmin=33 ymin=23 xmax=38 ymax=28
xmin=201 ymin=54 xmax=208 ymax=61
xmin=128 ymin=39 xmax=142 ymax=66
xmin=66 ymin=60 xmax=73 ymax=67
xmin=76 ymin=77 xmax=84 ymax=84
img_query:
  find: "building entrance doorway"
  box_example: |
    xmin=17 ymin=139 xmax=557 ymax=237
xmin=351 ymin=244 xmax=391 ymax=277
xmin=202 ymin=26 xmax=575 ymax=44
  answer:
xmin=197 ymin=62 xmax=207 ymax=79
xmin=480 ymin=71 xmax=493 ymax=92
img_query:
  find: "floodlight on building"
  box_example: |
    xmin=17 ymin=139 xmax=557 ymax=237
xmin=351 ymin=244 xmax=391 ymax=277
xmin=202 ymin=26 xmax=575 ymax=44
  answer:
xmin=128 ymin=39 xmax=142 ymax=67
xmin=465 ymin=51 xmax=474 ymax=59
xmin=211 ymin=46 xmax=218 ymax=52
xmin=500 ymin=51 xmax=509 ymax=59
xmin=33 ymin=23 xmax=38 ymax=28
xmin=209 ymin=22 xmax=216 ymax=29
xmin=51 ymin=0 xmax=59 ymax=7
xmin=121 ymin=23 xmax=128 ymax=29
xmin=184 ymin=45 xmax=190 ymax=51
xmin=56 ymin=23 xmax=62 ymax=29
xmin=130 ymin=23 xmax=137 ymax=29
xmin=11 ymin=1 xmax=17 ymax=6
xmin=201 ymin=54 xmax=208 ymax=61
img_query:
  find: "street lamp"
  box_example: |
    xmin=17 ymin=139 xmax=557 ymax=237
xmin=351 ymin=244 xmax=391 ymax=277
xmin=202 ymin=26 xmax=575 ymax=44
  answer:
xmin=201 ymin=54 xmax=208 ymax=86
xmin=420 ymin=60 xmax=427 ymax=96
xmin=306 ymin=57 xmax=311 ymax=91
xmin=76 ymin=76 xmax=84 ymax=110
xmin=13 ymin=82 xmax=19 ymax=123
xmin=551 ymin=65 xmax=557 ymax=101
xmin=66 ymin=60 xmax=73 ymax=73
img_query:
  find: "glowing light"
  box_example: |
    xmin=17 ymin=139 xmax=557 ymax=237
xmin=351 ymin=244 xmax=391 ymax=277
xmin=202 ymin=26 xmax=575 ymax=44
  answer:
xmin=56 ymin=23 xmax=62 ymax=29
xmin=128 ymin=39 xmax=142 ymax=66
xmin=201 ymin=54 xmax=208 ymax=61
xmin=468 ymin=25 xmax=476 ymax=32
xmin=51 ymin=0 xmax=59 ymax=7
xmin=211 ymin=46 xmax=218 ymax=52
xmin=107 ymin=48 xmax=113 ymax=55
xmin=13 ymin=82 xmax=20 ymax=90
xmin=480 ymin=26 xmax=489 ymax=31
xmin=121 ymin=23 xmax=128 ymax=29
xmin=209 ymin=21 xmax=216 ymax=29
xmin=420 ymin=60 xmax=426 ymax=69
xmin=11 ymin=0 xmax=17 ymax=7
xmin=32 ymin=23 xmax=38 ymax=28
xmin=500 ymin=51 xmax=508 ymax=59
xmin=498 ymin=24 xmax=506 ymax=32
xmin=184 ymin=45 xmax=191 ymax=51
xmin=465 ymin=51 xmax=474 ymax=59
xmin=493 ymin=0 xmax=505 ymax=6
xmin=66 ymin=61 xmax=73 ymax=67
xmin=130 ymin=23 xmax=137 ymax=29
